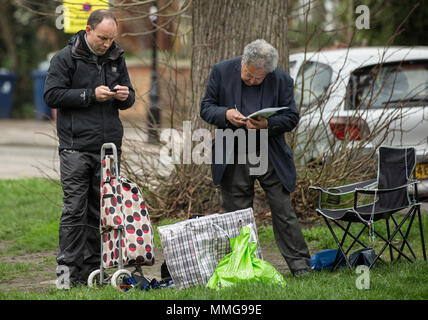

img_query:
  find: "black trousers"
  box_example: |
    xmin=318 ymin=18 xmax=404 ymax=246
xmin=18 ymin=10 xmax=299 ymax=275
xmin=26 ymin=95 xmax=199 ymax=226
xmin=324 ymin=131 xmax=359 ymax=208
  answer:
xmin=220 ymin=158 xmax=311 ymax=273
xmin=57 ymin=149 xmax=102 ymax=284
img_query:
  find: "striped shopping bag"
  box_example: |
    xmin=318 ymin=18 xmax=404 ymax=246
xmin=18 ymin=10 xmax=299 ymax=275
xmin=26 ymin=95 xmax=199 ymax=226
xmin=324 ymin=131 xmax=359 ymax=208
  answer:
xmin=158 ymin=208 xmax=262 ymax=289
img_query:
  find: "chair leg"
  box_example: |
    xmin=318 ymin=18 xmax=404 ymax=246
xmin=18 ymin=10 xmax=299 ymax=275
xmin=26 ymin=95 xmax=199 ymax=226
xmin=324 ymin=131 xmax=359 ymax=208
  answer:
xmin=341 ymin=223 xmax=366 ymax=257
xmin=330 ymin=221 xmax=350 ymax=271
xmin=416 ymin=204 xmax=427 ymax=261
xmin=332 ymin=219 xmax=368 ymax=250
xmin=373 ymin=229 xmax=413 ymax=262
xmin=373 ymin=210 xmax=415 ymax=263
xmin=332 ymin=219 xmax=387 ymax=269
xmin=331 ymin=221 xmax=367 ymax=270
xmin=392 ymin=212 xmax=417 ymax=260
xmin=386 ymin=218 xmax=393 ymax=262
xmin=323 ymin=217 xmax=352 ymax=270
xmin=333 ymin=220 xmax=385 ymax=254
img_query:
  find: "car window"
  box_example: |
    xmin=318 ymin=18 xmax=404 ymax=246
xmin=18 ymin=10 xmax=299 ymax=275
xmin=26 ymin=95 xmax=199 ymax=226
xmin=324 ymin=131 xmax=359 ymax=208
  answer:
xmin=294 ymin=61 xmax=332 ymax=107
xmin=346 ymin=60 xmax=428 ymax=109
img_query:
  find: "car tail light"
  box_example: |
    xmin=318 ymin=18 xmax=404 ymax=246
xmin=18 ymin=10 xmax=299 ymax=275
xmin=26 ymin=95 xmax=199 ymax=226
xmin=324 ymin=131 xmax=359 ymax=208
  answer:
xmin=329 ymin=116 xmax=370 ymax=140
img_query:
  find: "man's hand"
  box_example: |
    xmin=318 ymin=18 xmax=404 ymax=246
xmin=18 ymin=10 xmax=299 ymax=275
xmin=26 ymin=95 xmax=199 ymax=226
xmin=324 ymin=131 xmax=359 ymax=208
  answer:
xmin=226 ymin=109 xmax=246 ymax=127
xmin=246 ymin=116 xmax=268 ymax=129
xmin=95 ymin=85 xmax=130 ymax=102
xmin=95 ymin=86 xmax=116 ymax=102
xmin=112 ymin=85 xmax=130 ymax=102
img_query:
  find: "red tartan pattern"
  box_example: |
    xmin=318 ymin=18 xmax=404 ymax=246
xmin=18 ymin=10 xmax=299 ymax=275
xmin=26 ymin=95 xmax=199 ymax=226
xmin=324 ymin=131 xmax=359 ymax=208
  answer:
xmin=158 ymin=208 xmax=262 ymax=289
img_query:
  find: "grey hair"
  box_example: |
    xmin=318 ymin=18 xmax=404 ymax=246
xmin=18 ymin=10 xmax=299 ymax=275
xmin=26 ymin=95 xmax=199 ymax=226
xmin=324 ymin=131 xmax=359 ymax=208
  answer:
xmin=243 ymin=39 xmax=278 ymax=73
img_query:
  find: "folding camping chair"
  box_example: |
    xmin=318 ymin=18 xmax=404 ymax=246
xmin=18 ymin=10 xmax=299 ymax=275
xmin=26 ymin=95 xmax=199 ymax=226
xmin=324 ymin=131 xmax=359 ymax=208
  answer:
xmin=309 ymin=146 xmax=426 ymax=271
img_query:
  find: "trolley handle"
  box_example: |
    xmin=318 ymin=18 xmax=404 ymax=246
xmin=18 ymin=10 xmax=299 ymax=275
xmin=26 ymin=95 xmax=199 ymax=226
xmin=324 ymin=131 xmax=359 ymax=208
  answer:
xmin=101 ymin=143 xmax=120 ymax=179
xmin=101 ymin=143 xmax=118 ymax=162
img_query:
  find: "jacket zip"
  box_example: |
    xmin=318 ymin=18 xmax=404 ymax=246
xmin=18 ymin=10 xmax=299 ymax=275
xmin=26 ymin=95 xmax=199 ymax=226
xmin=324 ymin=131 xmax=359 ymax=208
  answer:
xmin=100 ymin=61 xmax=107 ymax=144
xmin=70 ymin=52 xmax=117 ymax=149
xmin=71 ymin=113 xmax=74 ymax=149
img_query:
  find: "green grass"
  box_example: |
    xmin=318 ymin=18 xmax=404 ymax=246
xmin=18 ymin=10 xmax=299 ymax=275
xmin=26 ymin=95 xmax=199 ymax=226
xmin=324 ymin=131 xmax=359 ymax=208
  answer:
xmin=1 ymin=260 xmax=427 ymax=300
xmin=0 ymin=179 xmax=182 ymax=254
xmin=0 ymin=178 xmax=427 ymax=300
xmin=0 ymin=262 xmax=42 ymax=281
xmin=0 ymin=179 xmax=63 ymax=255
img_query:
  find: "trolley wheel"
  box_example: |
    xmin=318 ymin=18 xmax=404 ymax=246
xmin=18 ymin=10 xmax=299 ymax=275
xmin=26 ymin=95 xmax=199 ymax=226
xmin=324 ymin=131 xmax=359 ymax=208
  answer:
xmin=87 ymin=269 xmax=111 ymax=287
xmin=111 ymin=269 xmax=132 ymax=291
xmin=87 ymin=269 xmax=102 ymax=288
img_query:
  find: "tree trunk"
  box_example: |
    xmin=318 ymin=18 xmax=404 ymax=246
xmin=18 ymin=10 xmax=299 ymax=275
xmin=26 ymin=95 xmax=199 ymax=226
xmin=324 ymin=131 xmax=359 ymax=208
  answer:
xmin=190 ymin=0 xmax=289 ymax=127
xmin=178 ymin=0 xmax=290 ymax=216
xmin=0 ymin=0 xmax=17 ymax=70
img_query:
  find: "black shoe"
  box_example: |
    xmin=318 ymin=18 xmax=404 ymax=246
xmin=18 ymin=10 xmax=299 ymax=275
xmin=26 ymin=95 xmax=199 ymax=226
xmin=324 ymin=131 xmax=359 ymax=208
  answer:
xmin=293 ymin=269 xmax=311 ymax=277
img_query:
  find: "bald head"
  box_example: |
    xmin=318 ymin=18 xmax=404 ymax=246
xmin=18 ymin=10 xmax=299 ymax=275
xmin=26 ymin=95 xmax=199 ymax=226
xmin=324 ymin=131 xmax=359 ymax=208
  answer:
xmin=85 ymin=10 xmax=118 ymax=56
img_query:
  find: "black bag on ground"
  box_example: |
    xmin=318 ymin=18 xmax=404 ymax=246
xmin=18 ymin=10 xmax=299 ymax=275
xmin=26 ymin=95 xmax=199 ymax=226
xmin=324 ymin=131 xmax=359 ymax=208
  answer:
xmin=161 ymin=260 xmax=172 ymax=282
xmin=349 ymin=248 xmax=376 ymax=267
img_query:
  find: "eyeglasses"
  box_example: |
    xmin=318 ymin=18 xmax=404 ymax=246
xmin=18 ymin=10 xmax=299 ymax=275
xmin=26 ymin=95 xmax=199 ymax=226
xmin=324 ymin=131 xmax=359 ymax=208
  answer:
xmin=241 ymin=62 xmax=267 ymax=82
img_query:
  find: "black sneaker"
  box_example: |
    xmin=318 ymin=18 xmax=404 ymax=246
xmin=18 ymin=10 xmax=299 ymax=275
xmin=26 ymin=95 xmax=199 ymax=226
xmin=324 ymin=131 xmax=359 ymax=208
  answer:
xmin=293 ymin=269 xmax=311 ymax=277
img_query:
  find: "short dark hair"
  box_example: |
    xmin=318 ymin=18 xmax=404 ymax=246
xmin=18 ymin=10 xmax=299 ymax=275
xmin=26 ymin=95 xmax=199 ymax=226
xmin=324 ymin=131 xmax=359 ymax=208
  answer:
xmin=87 ymin=9 xmax=117 ymax=29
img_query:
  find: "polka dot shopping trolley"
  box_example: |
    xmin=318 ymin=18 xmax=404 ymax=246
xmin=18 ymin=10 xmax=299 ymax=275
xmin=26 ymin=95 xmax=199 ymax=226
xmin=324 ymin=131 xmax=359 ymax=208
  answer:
xmin=87 ymin=143 xmax=155 ymax=290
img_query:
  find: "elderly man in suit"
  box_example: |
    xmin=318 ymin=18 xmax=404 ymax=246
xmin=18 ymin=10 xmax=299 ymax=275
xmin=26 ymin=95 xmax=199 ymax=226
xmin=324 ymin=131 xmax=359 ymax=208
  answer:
xmin=200 ymin=39 xmax=311 ymax=276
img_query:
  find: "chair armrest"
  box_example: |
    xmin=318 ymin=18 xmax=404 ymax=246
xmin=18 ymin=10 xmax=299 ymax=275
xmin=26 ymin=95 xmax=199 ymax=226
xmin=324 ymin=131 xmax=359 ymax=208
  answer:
xmin=309 ymin=178 xmax=377 ymax=196
xmin=354 ymin=180 xmax=417 ymax=195
xmin=353 ymin=180 xmax=418 ymax=211
xmin=309 ymin=178 xmax=377 ymax=210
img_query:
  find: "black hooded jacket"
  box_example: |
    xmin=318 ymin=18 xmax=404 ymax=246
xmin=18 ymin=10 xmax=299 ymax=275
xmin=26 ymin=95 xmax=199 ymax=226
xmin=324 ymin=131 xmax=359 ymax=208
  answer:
xmin=44 ymin=30 xmax=135 ymax=152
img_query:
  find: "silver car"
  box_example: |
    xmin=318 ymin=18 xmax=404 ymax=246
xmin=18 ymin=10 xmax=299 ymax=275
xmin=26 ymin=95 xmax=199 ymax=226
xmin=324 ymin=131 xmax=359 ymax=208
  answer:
xmin=289 ymin=47 xmax=428 ymax=196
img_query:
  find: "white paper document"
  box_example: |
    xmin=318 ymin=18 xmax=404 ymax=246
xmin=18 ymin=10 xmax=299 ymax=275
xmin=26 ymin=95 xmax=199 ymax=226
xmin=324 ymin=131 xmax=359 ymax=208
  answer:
xmin=243 ymin=107 xmax=289 ymax=120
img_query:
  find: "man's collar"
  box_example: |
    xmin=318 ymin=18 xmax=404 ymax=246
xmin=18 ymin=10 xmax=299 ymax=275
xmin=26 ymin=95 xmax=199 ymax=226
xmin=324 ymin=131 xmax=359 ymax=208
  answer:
xmin=84 ymin=33 xmax=100 ymax=56
xmin=70 ymin=30 xmax=124 ymax=61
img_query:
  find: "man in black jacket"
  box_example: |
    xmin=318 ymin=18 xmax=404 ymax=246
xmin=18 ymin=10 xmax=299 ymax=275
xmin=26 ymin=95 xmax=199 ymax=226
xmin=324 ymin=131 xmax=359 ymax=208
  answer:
xmin=200 ymin=39 xmax=311 ymax=276
xmin=44 ymin=9 xmax=135 ymax=286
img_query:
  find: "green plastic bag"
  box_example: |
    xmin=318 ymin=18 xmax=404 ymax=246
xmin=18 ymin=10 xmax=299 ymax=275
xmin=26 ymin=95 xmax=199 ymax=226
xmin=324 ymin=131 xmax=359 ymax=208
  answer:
xmin=206 ymin=224 xmax=287 ymax=289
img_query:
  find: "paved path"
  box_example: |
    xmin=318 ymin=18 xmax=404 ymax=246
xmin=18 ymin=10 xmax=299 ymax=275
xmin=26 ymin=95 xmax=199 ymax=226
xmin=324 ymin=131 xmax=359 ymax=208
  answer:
xmin=0 ymin=120 xmax=57 ymax=179
xmin=0 ymin=119 xmax=164 ymax=179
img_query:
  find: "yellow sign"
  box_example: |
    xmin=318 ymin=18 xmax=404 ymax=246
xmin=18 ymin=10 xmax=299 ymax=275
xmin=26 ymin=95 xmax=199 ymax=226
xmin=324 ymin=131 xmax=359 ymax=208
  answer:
xmin=63 ymin=0 xmax=110 ymax=34
xmin=415 ymin=163 xmax=428 ymax=180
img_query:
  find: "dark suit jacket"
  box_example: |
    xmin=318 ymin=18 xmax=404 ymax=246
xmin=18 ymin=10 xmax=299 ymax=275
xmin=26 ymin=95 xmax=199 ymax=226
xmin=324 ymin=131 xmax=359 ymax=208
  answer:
xmin=200 ymin=56 xmax=299 ymax=193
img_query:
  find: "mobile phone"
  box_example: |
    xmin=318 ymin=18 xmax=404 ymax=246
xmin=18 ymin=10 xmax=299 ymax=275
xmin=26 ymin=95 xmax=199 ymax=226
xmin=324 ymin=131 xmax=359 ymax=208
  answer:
xmin=110 ymin=88 xmax=118 ymax=92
